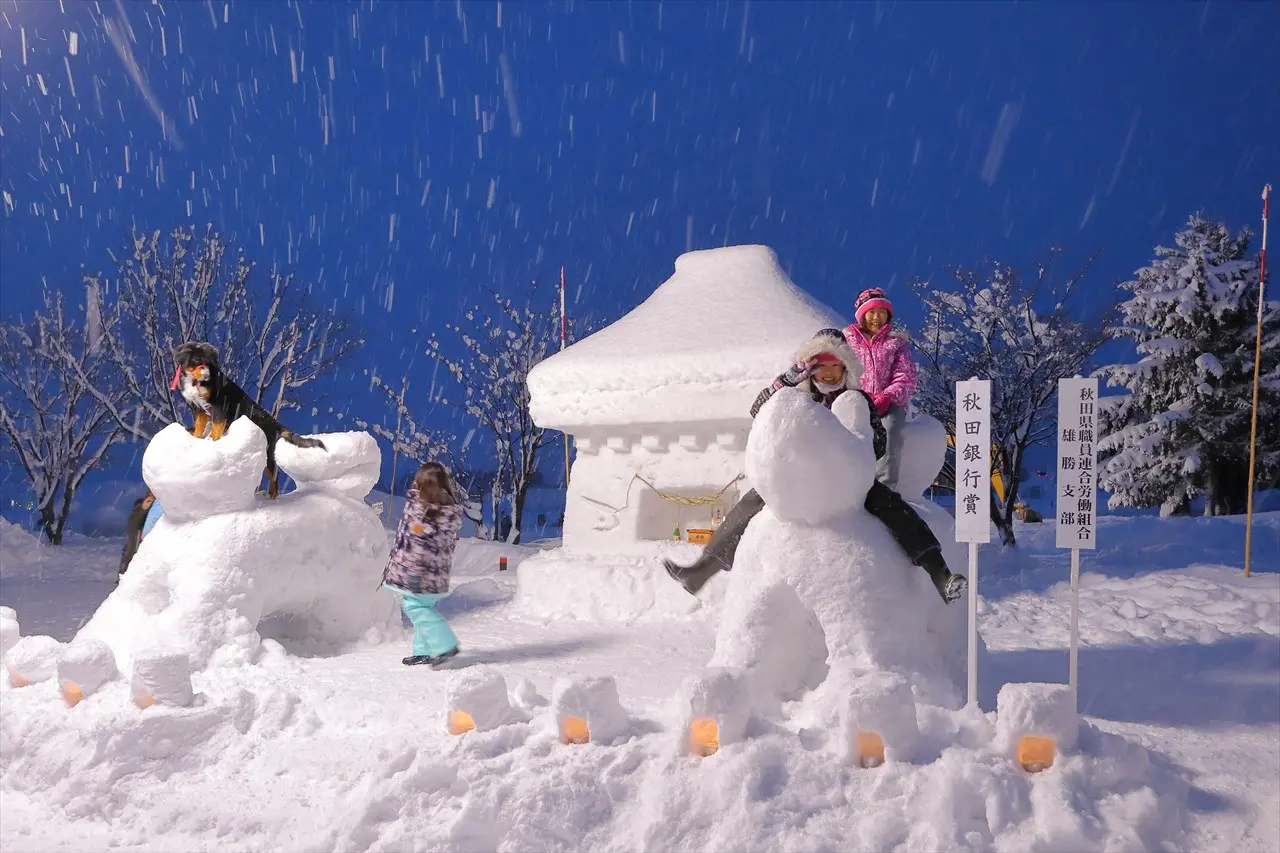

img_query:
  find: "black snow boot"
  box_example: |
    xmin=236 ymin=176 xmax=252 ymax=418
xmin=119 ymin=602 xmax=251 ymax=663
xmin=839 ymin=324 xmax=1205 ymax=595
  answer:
xmin=918 ymin=549 xmax=968 ymax=604
xmin=428 ymin=647 xmax=460 ymax=668
xmin=663 ymin=558 xmax=722 ymax=597
xmin=663 ymin=489 xmax=768 ymax=597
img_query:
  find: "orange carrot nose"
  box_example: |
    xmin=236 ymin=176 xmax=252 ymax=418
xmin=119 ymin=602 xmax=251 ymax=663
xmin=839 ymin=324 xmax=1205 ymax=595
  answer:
xmin=171 ymin=366 xmax=182 ymax=390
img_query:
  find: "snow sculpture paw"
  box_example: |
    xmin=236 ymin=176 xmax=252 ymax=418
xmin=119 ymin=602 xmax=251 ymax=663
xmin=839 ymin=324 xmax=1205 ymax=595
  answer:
xmin=143 ymin=419 xmax=265 ymax=522
xmin=276 ymin=430 xmax=380 ymax=500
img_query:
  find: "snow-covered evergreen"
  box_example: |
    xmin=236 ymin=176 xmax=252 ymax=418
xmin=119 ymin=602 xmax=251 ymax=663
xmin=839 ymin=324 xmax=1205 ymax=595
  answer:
xmin=1098 ymin=215 xmax=1279 ymax=516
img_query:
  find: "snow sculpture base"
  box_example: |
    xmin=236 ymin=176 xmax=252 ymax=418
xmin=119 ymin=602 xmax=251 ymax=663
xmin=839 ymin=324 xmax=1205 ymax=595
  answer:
xmin=76 ymin=420 xmax=398 ymax=673
xmin=550 ymin=675 xmax=628 ymax=745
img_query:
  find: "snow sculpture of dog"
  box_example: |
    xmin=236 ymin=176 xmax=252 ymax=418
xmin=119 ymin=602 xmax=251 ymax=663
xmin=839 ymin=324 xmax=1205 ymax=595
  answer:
xmin=704 ymin=388 xmax=973 ymax=734
xmin=77 ymin=418 xmax=399 ymax=673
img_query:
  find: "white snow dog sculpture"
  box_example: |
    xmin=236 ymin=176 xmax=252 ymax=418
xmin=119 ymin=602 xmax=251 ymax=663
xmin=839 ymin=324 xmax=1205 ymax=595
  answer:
xmin=77 ymin=418 xmax=399 ymax=673
xmin=687 ymin=388 xmax=980 ymax=752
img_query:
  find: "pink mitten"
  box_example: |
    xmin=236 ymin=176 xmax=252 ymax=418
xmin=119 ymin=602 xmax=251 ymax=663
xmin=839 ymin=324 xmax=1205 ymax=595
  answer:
xmin=872 ymin=393 xmax=892 ymax=417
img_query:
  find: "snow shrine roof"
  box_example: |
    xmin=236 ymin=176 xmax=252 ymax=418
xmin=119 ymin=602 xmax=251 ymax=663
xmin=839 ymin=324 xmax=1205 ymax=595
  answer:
xmin=528 ymin=245 xmax=842 ymax=431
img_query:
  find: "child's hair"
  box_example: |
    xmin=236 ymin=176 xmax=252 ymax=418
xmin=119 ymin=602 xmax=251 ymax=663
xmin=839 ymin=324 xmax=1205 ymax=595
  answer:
xmin=414 ymin=461 xmax=457 ymax=507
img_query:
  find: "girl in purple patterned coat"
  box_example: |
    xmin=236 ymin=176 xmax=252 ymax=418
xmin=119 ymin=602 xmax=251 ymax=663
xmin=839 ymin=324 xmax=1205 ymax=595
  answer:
xmin=845 ymin=287 xmax=919 ymax=494
xmin=382 ymin=462 xmax=465 ymax=667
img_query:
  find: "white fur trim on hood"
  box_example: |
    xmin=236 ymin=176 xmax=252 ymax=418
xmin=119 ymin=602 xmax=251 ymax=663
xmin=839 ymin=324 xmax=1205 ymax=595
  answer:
xmin=792 ymin=331 xmax=863 ymax=393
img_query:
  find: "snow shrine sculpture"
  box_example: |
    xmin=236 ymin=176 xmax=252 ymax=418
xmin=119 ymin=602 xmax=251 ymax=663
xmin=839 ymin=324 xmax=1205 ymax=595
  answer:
xmin=519 ymin=244 xmax=849 ymax=619
xmin=680 ymin=387 xmax=978 ymax=755
xmin=75 ymin=418 xmax=399 ymax=673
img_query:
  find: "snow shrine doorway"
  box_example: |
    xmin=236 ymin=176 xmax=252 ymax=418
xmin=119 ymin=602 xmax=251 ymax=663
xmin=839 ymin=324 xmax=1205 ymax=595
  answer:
xmin=634 ymin=481 xmax=742 ymax=542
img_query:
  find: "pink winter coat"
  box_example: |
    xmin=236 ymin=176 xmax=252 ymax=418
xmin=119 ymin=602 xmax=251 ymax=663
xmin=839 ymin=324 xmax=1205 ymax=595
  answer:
xmin=843 ymin=324 xmax=918 ymax=411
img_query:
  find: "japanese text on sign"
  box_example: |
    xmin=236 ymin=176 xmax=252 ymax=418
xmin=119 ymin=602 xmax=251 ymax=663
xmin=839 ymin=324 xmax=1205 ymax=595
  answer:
xmin=955 ymin=379 xmax=991 ymax=544
xmin=1056 ymin=377 xmax=1099 ymax=550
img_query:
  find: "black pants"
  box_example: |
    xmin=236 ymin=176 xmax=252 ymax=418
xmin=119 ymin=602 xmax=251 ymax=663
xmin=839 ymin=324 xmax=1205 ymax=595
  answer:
xmin=666 ymin=483 xmax=942 ymax=594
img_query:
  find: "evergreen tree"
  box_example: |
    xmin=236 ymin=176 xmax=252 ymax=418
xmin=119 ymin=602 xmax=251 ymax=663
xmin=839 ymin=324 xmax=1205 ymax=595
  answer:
xmin=1098 ymin=215 xmax=1279 ymax=516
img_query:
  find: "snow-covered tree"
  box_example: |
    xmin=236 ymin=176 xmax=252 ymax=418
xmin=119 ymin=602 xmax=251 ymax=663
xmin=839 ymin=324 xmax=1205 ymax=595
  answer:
xmin=352 ymin=369 xmax=473 ymax=528
xmin=0 ymin=288 xmax=124 ymax=544
xmin=912 ymin=252 xmax=1116 ymax=546
xmin=54 ymin=226 xmax=360 ymax=440
xmin=1098 ymin=215 xmax=1278 ymax=517
xmin=423 ymin=282 xmax=583 ymax=544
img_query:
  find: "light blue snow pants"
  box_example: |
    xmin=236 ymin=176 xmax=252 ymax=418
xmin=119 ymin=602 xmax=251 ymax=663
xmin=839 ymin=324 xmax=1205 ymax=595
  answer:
xmin=383 ymin=584 xmax=458 ymax=657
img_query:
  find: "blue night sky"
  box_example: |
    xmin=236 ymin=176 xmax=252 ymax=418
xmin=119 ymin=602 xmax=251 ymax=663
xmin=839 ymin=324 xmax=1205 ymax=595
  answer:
xmin=1 ymin=0 xmax=1277 ymax=481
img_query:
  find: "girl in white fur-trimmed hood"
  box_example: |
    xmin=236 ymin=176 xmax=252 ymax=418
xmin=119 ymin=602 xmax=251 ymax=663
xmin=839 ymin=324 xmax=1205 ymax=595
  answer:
xmin=666 ymin=328 xmax=967 ymax=604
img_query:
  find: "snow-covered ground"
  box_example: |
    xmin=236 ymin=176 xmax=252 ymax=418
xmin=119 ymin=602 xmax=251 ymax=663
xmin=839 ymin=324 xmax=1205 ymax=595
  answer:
xmin=2 ymin=508 xmax=1277 ymax=852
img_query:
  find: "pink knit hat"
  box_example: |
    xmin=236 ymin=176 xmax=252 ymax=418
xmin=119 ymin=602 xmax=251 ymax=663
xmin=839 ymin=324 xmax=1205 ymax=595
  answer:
xmin=854 ymin=287 xmax=893 ymax=325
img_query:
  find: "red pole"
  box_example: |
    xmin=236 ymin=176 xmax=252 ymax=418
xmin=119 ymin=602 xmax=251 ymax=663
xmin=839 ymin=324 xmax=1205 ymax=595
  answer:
xmin=1244 ymin=183 xmax=1270 ymax=578
xmin=560 ymin=266 xmax=571 ymax=490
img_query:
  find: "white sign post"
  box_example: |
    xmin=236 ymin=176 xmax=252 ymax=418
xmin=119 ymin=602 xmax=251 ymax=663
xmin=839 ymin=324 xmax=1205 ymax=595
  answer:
xmin=955 ymin=379 xmax=991 ymax=709
xmin=1056 ymin=377 xmax=1099 ymax=713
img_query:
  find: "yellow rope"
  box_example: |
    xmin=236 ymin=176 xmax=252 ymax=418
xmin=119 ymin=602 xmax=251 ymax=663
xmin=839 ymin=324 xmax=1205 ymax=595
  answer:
xmin=633 ymin=473 xmax=744 ymax=506
xmin=581 ymin=473 xmax=745 ymax=516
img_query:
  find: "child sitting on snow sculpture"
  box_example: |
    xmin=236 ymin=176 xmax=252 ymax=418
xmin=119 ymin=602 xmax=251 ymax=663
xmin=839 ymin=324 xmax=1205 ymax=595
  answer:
xmin=664 ymin=328 xmax=967 ymax=603
xmin=382 ymin=462 xmax=465 ymax=667
xmin=845 ymin=287 xmax=917 ymax=493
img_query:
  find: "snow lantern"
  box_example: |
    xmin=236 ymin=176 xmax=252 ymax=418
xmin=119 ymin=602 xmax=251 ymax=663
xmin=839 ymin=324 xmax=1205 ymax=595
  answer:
xmin=675 ymin=668 xmax=755 ymax=758
xmin=445 ymin=667 xmax=515 ymax=735
xmin=550 ymin=675 xmax=628 ymax=745
xmin=5 ymin=634 xmax=62 ymax=687
xmin=995 ymin=682 xmax=1079 ymax=773
xmin=131 ymin=649 xmax=195 ymax=708
xmin=57 ymin=639 xmax=118 ymax=707
xmin=840 ymin=671 xmax=921 ymax=768
xmin=526 ymin=245 xmax=842 ymax=555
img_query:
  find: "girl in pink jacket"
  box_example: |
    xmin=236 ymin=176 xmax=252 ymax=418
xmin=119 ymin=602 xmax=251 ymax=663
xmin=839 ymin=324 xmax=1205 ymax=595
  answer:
xmin=845 ymin=287 xmax=918 ymax=493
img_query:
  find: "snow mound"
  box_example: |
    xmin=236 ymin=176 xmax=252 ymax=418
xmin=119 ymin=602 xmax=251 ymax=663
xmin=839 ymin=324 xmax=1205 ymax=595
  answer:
xmin=529 ymin=245 xmax=842 ymax=429
xmin=276 ymin=430 xmax=380 ymax=499
xmin=76 ymin=420 xmax=398 ymax=672
xmin=713 ymin=387 xmax=972 ymax=711
xmin=514 ymin=547 xmax=710 ymax=622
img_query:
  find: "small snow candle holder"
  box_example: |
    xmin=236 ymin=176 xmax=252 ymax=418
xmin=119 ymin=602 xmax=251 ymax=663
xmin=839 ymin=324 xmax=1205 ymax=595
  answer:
xmin=5 ymin=635 xmax=62 ymax=688
xmin=445 ymin=667 xmax=513 ymax=736
xmin=56 ymin=639 xmax=118 ymax=708
xmin=130 ymin=649 xmax=194 ymax=709
xmin=676 ymin=669 xmax=752 ymax=759
xmin=995 ymin=682 xmax=1078 ymax=775
xmin=551 ymin=676 xmax=627 ymax=746
xmin=842 ymin=671 xmax=919 ymax=769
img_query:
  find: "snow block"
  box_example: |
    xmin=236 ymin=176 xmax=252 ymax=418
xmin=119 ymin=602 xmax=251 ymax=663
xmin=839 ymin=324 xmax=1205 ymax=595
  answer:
xmin=840 ymin=671 xmax=921 ymax=765
xmin=446 ymin=666 xmax=516 ymax=734
xmin=0 ymin=606 xmax=19 ymax=659
xmin=5 ymin=634 xmax=62 ymax=687
xmin=550 ymin=676 xmax=628 ymax=745
xmin=142 ymin=420 xmax=265 ymax=521
xmin=276 ymin=430 xmax=380 ymax=500
xmin=675 ymin=668 xmax=755 ymax=755
xmin=56 ymin=639 xmax=118 ymax=706
xmin=995 ymin=682 xmax=1079 ymax=765
xmin=131 ymin=648 xmax=195 ymax=708
xmin=78 ymin=419 xmax=399 ymax=673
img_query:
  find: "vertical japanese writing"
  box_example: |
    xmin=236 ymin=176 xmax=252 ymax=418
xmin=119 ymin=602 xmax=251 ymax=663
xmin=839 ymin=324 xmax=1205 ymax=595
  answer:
xmin=955 ymin=380 xmax=991 ymax=544
xmin=1056 ymin=378 xmax=1099 ymax=550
